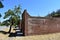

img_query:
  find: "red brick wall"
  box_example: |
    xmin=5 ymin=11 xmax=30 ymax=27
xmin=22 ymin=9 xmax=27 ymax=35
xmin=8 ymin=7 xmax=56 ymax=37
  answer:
xmin=22 ymin=10 xmax=60 ymax=36
xmin=22 ymin=10 xmax=29 ymax=36
xmin=28 ymin=17 xmax=60 ymax=35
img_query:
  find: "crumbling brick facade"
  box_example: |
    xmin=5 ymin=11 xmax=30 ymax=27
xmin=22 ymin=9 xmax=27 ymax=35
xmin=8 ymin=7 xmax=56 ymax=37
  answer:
xmin=21 ymin=10 xmax=60 ymax=36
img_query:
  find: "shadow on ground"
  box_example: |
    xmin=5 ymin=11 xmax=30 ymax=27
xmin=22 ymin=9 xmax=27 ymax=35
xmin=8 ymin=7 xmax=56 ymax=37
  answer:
xmin=0 ymin=29 xmax=24 ymax=37
xmin=0 ymin=31 xmax=9 ymax=34
xmin=8 ymin=32 xmax=24 ymax=37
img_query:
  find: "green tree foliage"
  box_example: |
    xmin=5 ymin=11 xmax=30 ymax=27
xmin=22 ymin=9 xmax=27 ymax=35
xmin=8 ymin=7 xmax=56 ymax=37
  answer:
xmin=0 ymin=13 xmax=2 ymax=25
xmin=46 ymin=9 xmax=60 ymax=17
xmin=1 ymin=20 xmax=10 ymax=26
xmin=0 ymin=13 xmax=2 ymax=18
xmin=0 ymin=0 xmax=4 ymax=8
xmin=4 ymin=5 xmax=21 ymax=33
xmin=0 ymin=0 xmax=4 ymax=24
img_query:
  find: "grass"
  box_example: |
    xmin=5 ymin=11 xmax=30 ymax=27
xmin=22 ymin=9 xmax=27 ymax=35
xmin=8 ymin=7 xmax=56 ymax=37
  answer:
xmin=0 ymin=28 xmax=60 ymax=40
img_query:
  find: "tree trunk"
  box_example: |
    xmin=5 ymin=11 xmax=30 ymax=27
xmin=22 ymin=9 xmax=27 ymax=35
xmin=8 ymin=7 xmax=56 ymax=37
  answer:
xmin=8 ymin=24 xmax=12 ymax=33
xmin=8 ymin=18 xmax=13 ymax=33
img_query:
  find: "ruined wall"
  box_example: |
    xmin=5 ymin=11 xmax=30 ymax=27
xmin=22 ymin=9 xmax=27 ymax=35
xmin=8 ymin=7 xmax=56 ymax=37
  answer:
xmin=22 ymin=10 xmax=29 ymax=36
xmin=28 ymin=17 xmax=60 ymax=35
xmin=22 ymin=10 xmax=60 ymax=36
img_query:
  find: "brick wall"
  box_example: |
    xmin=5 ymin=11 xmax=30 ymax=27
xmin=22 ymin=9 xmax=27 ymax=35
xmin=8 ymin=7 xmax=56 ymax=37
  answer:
xmin=22 ymin=10 xmax=60 ymax=36
xmin=22 ymin=10 xmax=30 ymax=36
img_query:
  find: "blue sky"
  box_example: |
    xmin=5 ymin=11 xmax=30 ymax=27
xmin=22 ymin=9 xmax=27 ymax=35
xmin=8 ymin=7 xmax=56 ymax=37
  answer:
xmin=0 ymin=0 xmax=60 ymax=22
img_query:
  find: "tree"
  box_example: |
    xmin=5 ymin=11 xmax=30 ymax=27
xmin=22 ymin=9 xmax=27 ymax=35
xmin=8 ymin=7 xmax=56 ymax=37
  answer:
xmin=0 ymin=0 xmax=4 ymax=26
xmin=13 ymin=5 xmax=21 ymax=26
xmin=46 ymin=11 xmax=56 ymax=17
xmin=46 ymin=9 xmax=60 ymax=17
xmin=1 ymin=20 xmax=10 ymax=26
xmin=0 ymin=13 xmax=2 ymax=25
xmin=0 ymin=13 xmax=2 ymax=18
xmin=0 ymin=0 xmax=4 ymax=8
xmin=4 ymin=5 xmax=21 ymax=33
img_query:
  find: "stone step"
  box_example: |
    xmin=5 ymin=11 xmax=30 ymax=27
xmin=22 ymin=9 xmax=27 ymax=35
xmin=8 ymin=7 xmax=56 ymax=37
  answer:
xmin=16 ymin=32 xmax=23 ymax=36
xmin=16 ymin=32 xmax=23 ymax=34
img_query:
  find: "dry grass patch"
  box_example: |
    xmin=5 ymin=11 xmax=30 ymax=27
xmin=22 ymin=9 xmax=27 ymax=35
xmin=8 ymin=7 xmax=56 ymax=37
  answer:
xmin=15 ymin=33 xmax=60 ymax=40
xmin=0 ymin=28 xmax=60 ymax=40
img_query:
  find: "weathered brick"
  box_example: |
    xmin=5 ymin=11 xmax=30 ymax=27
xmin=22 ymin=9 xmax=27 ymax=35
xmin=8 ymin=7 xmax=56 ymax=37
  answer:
xmin=21 ymin=10 xmax=60 ymax=36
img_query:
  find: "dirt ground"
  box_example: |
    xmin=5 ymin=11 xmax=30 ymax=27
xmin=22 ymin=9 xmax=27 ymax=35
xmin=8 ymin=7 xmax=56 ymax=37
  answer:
xmin=0 ymin=28 xmax=60 ymax=40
